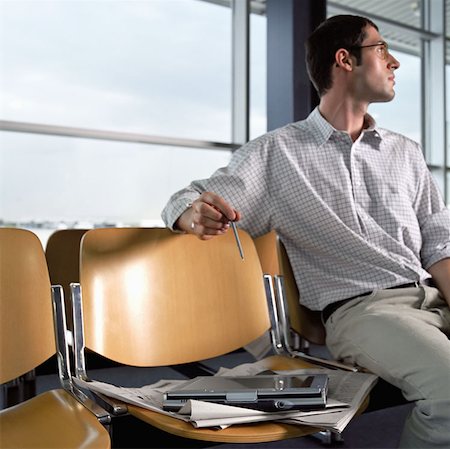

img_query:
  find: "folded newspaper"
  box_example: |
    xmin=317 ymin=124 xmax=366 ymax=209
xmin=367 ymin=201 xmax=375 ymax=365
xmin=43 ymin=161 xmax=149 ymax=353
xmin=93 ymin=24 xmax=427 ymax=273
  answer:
xmin=74 ymin=360 xmax=377 ymax=432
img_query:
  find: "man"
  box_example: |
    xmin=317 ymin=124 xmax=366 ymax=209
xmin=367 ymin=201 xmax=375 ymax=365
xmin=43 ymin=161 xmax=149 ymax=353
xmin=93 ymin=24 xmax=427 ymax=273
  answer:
xmin=162 ymin=15 xmax=450 ymax=448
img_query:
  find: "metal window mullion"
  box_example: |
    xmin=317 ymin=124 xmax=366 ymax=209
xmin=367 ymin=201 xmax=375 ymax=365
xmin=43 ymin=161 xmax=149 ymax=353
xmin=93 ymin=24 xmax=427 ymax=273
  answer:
xmin=0 ymin=120 xmax=239 ymax=152
xmin=422 ymin=0 xmax=446 ymax=203
xmin=445 ymin=6 xmax=449 ymax=204
xmin=231 ymin=0 xmax=250 ymax=146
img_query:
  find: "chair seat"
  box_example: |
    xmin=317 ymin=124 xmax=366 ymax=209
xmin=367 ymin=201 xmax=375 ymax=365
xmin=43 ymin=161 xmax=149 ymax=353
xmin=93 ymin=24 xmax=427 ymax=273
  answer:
xmin=127 ymin=355 xmax=368 ymax=443
xmin=128 ymin=405 xmax=317 ymax=443
xmin=0 ymin=389 xmax=111 ymax=449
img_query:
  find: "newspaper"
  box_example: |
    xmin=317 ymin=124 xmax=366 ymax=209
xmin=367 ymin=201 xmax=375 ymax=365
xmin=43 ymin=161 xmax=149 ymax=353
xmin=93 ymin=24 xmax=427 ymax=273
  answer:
xmin=74 ymin=360 xmax=377 ymax=432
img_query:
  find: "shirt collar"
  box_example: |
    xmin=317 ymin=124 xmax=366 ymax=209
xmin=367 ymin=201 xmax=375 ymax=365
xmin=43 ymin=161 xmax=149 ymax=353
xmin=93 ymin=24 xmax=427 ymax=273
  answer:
xmin=305 ymin=107 xmax=383 ymax=147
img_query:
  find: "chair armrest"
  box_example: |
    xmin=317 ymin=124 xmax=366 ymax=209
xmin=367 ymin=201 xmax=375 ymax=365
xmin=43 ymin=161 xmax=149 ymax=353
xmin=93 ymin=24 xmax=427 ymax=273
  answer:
xmin=87 ymin=388 xmax=128 ymax=416
xmin=71 ymin=384 xmax=112 ymax=425
xmin=285 ymin=349 xmax=359 ymax=372
xmin=72 ymin=376 xmax=128 ymax=416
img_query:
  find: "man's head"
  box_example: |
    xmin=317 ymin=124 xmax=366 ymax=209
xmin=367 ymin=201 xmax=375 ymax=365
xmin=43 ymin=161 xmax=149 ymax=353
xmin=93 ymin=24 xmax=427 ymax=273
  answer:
xmin=306 ymin=15 xmax=392 ymax=97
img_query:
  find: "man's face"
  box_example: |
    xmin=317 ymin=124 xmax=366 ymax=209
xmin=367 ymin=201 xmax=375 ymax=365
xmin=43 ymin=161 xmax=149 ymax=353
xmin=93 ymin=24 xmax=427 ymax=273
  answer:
xmin=350 ymin=25 xmax=400 ymax=104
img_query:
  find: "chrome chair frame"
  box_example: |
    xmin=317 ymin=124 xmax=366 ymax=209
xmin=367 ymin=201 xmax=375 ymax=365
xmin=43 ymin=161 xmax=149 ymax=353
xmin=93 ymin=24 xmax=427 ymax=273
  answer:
xmin=69 ymin=282 xmax=128 ymax=416
xmin=51 ymin=284 xmax=114 ymax=425
xmin=263 ymin=274 xmax=285 ymax=355
xmin=273 ymin=275 xmax=358 ymax=372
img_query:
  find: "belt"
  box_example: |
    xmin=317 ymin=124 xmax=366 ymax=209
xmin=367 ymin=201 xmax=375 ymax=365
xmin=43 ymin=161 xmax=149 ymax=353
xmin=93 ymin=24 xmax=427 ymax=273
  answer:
xmin=321 ymin=282 xmax=424 ymax=323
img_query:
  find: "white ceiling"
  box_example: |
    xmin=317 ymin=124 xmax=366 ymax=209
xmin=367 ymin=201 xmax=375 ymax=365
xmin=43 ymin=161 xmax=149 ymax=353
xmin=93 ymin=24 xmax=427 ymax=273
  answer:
xmin=328 ymin=0 xmax=422 ymax=28
xmin=203 ymin=0 xmax=450 ymax=58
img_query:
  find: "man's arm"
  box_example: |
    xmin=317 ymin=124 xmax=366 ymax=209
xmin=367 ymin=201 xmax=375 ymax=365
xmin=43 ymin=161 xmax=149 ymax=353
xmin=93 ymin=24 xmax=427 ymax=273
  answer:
xmin=175 ymin=191 xmax=241 ymax=240
xmin=427 ymin=257 xmax=450 ymax=308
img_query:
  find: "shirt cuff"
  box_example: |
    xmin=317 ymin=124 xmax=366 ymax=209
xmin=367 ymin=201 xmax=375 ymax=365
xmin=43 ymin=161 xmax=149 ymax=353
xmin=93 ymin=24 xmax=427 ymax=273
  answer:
xmin=162 ymin=196 xmax=197 ymax=231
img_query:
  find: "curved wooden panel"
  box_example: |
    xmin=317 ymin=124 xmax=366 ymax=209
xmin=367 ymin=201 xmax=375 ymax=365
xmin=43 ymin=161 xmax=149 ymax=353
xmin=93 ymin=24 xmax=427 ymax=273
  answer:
xmin=0 ymin=389 xmax=110 ymax=449
xmin=80 ymin=228 xmax=270 ymax=366
xmin=253 ymin=231 xmax=280 ymax=277
xmin=45 ymin=229 xmax=88 ymax=331
xmin=0 ymin=228 xmax=55 ymax=383
xmin=128 ymin=404 xmax=315 ymax=443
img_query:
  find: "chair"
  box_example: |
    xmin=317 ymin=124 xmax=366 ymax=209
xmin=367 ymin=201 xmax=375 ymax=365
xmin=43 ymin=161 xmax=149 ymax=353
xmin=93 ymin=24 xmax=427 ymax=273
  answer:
xmin=0 ymin=227 xmax=111 ymax=449
xmin=254 ymin=231 xmax=354 ymax=372
xmin=71 ymin=227 xmax=369 ymax=443
xmin=254 ymin=231 xmax=408 ymax=412
xmin=45 ymin=229 xmax=89 ymax=333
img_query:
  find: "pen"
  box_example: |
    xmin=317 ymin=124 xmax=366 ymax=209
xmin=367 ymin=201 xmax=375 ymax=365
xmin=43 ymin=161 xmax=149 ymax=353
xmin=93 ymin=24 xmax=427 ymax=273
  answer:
xmin=230 ymin=221 xmax=244 ymax=260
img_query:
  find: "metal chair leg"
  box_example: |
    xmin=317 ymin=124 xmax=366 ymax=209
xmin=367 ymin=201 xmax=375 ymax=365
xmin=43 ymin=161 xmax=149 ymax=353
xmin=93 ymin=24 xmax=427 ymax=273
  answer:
xmin=311 ymin=430 xmax=344 ymax=445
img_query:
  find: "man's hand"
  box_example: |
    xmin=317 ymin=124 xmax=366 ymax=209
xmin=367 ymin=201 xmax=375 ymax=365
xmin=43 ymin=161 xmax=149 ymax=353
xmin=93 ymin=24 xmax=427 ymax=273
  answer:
xmin=175 ymin=192 xmax=241 ymax=240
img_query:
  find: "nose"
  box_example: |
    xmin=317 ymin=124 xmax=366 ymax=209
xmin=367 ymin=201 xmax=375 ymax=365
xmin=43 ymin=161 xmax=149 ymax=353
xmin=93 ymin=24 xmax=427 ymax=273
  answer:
xmin=388 ymin=53 xmax=400 ymax=70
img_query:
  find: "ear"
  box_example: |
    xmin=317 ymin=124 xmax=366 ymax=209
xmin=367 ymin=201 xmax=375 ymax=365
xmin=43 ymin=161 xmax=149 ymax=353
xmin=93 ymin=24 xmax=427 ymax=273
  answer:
xmin=334 ymin=48 xmax=353 ymax=71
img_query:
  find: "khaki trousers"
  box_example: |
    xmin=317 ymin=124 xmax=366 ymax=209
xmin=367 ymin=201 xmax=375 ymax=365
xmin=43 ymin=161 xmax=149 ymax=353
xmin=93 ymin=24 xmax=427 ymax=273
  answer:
xmin=324 ymin=286 xmax=450 ymax=449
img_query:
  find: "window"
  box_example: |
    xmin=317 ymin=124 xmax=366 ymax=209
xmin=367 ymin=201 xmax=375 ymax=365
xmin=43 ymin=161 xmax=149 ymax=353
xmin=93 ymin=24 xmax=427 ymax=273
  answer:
xmin=0 ymin=131 xmax=231 ymax=226
xmin=250 ymin=11 xmax=267 ymax=139
xmin=0 ymin=0 xmax=267 ymax=241
xmin=0 ymin=0 xmax=232 ymax=142
xmin=368 ymin=50 xmax=421 ymax=143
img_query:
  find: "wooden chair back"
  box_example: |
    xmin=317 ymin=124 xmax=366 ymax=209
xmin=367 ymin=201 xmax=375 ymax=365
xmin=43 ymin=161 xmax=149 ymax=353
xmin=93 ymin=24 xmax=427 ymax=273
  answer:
xmin=254 ymin=231 xmax=326 ymax=345
xmin=79 ymin=227 xmax=271 ymax=366
xmin=45 ymin=229 xmax=88 ymax=331
xmin=0 ymin=228 xmax=56 ymax=384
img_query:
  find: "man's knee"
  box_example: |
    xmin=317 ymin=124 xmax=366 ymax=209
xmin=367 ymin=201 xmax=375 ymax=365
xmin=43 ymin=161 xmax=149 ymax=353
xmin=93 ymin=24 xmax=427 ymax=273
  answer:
xmin=326 ymin=312 xmax=450 ymax=399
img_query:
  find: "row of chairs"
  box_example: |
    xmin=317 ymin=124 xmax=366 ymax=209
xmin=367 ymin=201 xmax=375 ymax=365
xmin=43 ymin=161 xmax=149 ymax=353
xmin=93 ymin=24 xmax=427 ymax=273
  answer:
xmin=44 ymin=228 xmax=343 ymax=368
xmin=0 ymin=226 xmax=369 ymax=447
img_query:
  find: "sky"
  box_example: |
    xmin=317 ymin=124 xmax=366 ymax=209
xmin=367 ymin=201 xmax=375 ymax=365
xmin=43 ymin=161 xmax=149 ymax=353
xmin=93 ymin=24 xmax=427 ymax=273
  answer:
xmin=0 ymin=0 xmax=443 ymax=225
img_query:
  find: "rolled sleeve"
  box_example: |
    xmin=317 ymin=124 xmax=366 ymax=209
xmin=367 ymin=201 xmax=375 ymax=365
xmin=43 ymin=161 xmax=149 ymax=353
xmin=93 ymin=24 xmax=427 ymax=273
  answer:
xmin=421 ymin=207 xmax=450 ymax=269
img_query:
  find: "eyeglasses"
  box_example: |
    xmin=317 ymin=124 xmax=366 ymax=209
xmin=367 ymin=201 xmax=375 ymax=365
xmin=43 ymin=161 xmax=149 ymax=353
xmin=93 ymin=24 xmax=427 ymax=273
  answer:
xmin=350 ymin=41 xmax=390 ymax=60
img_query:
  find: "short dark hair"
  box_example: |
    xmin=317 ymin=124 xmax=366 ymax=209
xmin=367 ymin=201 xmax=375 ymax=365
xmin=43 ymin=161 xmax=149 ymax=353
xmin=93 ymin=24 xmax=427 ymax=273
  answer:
xmin=305 ymin=15 xmax=378 ymax=96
